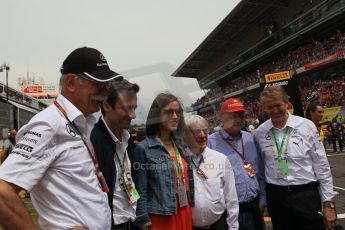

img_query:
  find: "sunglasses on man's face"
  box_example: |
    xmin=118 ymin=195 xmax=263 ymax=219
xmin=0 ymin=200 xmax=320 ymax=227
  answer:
xmin=76 ymin=74 xmax=113 ymax=90
xmin=162 ymin=109 xmax=182 ymax=116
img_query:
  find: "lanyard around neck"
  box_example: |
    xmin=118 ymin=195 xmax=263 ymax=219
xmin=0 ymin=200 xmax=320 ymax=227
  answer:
xmin=54 ymin=100 xmax=109 ymax=193
xmin=271 ymin=128 xmax=289 ymax=160
xmin=169 ymin=139 xmax=184 ymax=183
xmin=191 ymin=153 xmax=208 ymax=179
xmin=192 ymin=154 xmax=203 ymax=169
xmin=219 ymin=130 xmax=245 ymax=162
xmin=113 ymin=144 xmax=129 ymax=176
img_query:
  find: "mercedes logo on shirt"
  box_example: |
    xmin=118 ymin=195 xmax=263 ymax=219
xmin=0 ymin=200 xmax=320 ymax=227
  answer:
xmin=66 ymin=124 xmax=76 ymax=137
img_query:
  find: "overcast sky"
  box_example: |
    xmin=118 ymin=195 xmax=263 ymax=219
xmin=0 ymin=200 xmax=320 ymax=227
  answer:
xmin=0 ymin=0 xmax=240 ymax=123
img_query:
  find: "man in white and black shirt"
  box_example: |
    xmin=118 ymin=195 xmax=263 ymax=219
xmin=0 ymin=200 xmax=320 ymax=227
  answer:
xmin=0 ymin=47 xmax=123 ymax=229
xmin=91 ymin=79 xmax=140 ymax=230
xmin=184 ymin=115 xmax=239 ymax=230
xmin=255 ymin=85 xmax=338 ymax=230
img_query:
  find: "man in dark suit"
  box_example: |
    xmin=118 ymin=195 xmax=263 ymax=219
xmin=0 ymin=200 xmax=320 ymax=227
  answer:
xmin=91 ymin=79 xmax=140 ymax=230
xmin=327 ymin=118 xmax=343 ymax=153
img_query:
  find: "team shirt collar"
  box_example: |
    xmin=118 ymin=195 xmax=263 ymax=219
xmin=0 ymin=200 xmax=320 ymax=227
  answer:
xmin=55 ymin=94 xmax=96 ymax=125
xmin=220 ymin=127 xmax=243 ymax=141
xmin=267 ymin=112 xmax=296 ymax=131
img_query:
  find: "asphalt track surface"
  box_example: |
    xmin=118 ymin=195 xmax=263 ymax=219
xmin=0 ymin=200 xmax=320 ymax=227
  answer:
xmin=265 ymin=148 xmax=345 ymax=229
xmin=328 ymin=149 xmax=345 ymax=228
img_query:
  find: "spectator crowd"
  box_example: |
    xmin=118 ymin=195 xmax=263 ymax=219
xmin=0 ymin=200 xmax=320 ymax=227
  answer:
xmin=192 ymin=29 xmax=345 ymax=129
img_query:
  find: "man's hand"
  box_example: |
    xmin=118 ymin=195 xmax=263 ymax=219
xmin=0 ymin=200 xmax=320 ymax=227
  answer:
xmin=323 ymin=206 xmax=338 ymax=230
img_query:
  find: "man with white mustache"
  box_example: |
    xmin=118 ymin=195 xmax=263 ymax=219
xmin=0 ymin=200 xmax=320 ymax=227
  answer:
xmin=184 ymin=115 xmax=239 ymax=230
xmin=208 ymin=98 xmax=265 ymax=230
xmin=0 ymin=47 xmax=122 ymax=230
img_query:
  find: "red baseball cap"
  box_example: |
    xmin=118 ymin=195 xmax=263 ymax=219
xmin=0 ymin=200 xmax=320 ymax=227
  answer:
xmin=220 ymin=98 xmax=246 ymax=113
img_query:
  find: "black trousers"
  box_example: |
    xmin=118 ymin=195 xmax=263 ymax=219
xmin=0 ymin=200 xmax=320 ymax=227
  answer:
xmin=331 ymin=135 xmax=343 ymax=152
xmin=112 ymin=221 xmax=138 ymax=230
xmin=266 ymin=182 xmax=325 ymax=230
xmin=193 ymin=212 xmax=228 ymax=230
xmin=238 ymin=197 xmax=265 ymax=230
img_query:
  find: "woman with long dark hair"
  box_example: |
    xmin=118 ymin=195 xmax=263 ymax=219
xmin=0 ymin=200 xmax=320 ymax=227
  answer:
xmin=305 ymin=102 xmax=324 ymax=133
xmin=132 ymin=92 xmax=194 ymax=230
xmin=306 ymin=102 xmax=326 ymax=144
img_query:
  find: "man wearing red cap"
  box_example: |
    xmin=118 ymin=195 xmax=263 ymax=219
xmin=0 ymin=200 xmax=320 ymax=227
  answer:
xmin=208 ymin=98 xmax=265 ymax=230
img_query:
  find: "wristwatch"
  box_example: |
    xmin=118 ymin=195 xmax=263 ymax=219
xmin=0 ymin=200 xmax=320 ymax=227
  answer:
xmin=323 ymin=201 xmax=335 ymax=209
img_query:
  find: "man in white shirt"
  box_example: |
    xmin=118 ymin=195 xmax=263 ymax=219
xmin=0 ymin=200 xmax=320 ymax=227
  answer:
xmin=254 ymin=85 xmax=338 ymax=230
xmin=91 ymin=79 xmax=140 ymax=230
xmin=184 ymin=115 xmax=239 ymax=230
xmin=0 ymin=47 xmax=122 ymax=230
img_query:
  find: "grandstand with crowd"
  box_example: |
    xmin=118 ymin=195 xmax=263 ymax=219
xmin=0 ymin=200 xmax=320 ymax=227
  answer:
xmin=173 ymin=0 xmax=345 ymax=138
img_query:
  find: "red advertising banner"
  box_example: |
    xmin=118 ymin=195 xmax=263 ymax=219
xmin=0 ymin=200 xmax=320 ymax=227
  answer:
xmin=304 ymin=50 xmax=344 ymax=70
xmin=21 ymin=85 xmax=58 ymax=99
xmin=26 ymin=92 xmax=58 ymax=99
xmin=22 ymin=85 xmax=44 ymax=93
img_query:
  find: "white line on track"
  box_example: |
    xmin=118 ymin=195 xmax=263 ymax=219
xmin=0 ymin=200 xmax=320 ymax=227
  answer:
xmin=334 ymin=186 xmax=345 ymax=191
xmin=327 ymin=153 xmax=345 ymax=157
xmin=338 ymin=213 xmax=345 ymax=219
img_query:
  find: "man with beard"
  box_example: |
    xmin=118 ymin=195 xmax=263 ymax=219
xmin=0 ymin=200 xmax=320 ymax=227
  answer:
xmin=91 ymin=79 xmax=140 ymax=230
xmin=208 ymin=98 xmax=265 ymax=230
xmin=184 ymin=115 xmax=239 ymax=230
xmin=0 ymin=47 xmax=122 ymax=229
xmin=254 ymin=85 xmax=338 ymax=230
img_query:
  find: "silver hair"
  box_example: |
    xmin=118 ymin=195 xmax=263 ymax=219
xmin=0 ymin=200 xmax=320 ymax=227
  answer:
xmin=185 ymin=115 xmax=208 ymax=129
xmin=59 ymin=74 xmax=83 ymax=92
xmin=59 ymin=74 xmax=67 ymax=92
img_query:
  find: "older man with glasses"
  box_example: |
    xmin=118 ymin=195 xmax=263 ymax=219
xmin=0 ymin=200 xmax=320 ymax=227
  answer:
xmin=0 ymin=47 xmax=122 ymax=230
xmin=183 ymin=115 xmax=239 ymax=230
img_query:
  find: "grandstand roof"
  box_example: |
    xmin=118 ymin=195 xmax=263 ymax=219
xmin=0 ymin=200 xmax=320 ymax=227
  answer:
xmin=172 ymin=0 xmax=290 ymax=78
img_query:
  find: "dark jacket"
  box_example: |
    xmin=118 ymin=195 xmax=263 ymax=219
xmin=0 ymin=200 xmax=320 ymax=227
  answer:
xmin=90 ymin=118 xmax=136 ymax=225
xmin=327 ymin=121 xmax=342 ymax=137
xmin=131 ymin=136 xmax=195 ymax=228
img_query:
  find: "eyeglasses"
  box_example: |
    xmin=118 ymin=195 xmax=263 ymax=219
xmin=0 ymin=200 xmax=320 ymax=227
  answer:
xmin=190 ymin=128 xmax=208 ymax=136
xmin=76 ymin=74 xmax=112 ymax=90
xmin=162 ymin=109 xmax=182 ymax=116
